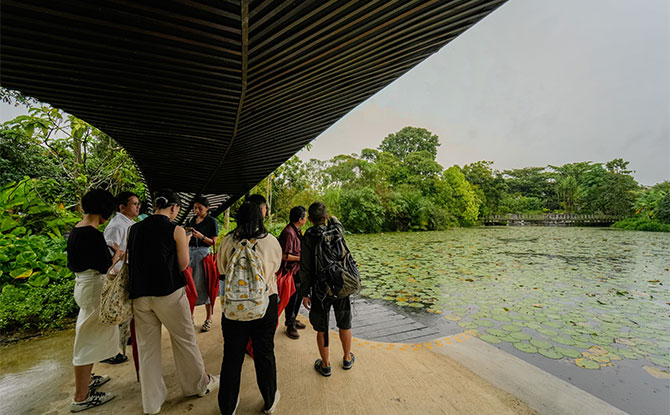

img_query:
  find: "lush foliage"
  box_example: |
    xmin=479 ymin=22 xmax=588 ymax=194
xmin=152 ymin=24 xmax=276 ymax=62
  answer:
xmin=0 ymin=90 xmax=148 ymax=336
xmin=611 ymin=217 xmax=670 ymax=232
xmin=245 ymin=127 xmax=649 ymax=233
xmin=1 ymin=102 xmax=146 ymax=205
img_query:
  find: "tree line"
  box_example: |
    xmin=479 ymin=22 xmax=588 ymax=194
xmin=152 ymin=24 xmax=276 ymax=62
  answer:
xmin=249 ymin=127 xmax=670 ymax=233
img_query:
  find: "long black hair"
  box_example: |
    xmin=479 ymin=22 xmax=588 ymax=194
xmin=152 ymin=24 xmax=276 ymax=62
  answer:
xmin=232 ymin=201 xmax=267 ymax=240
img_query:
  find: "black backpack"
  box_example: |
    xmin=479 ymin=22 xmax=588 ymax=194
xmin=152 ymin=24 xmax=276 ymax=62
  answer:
xmin=312 ymin=223 xmax=361 ymax=301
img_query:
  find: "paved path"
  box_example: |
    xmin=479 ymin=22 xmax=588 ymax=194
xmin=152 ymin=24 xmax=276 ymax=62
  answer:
xmin=1 ymin=299 xmax=628 ymax=414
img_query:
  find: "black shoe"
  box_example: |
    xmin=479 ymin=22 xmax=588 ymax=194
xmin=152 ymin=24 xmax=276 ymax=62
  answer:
xmin=286 ymin=325 xmax=300 ymax=339
xmin=295 ymin=321 xmax=307 ymax=330
xmin=100 ymin=353 xmax=128 ymax=365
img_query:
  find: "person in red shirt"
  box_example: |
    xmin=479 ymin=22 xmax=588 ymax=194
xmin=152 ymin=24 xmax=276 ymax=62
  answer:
xmin=278 ymin=206 xmax=307 ymax=339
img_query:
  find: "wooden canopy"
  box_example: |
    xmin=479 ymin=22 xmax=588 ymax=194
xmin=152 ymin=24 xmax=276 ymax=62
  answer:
xmin=0 ymin=0 xmax=505 ymax=219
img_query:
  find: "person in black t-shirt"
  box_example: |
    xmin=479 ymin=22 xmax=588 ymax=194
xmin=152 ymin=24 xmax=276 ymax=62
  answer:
xmin=127 ymin=189 xmax=219 ymax=414
xmin=185 ymin=195 xmax=219 ymax=332
xmin=67 ymin=189 xmax=121 ymax=412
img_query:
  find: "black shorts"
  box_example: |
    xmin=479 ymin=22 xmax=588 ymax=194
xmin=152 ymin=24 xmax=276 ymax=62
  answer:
xmin=309 ymin=296 xmax=352 ymax=332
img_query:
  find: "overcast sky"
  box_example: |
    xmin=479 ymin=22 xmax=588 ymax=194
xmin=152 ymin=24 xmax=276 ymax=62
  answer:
xmin=1 ymin=0 xmax=667 ymax=185
xmin=299 ymin=0 xmax=669 ymax=186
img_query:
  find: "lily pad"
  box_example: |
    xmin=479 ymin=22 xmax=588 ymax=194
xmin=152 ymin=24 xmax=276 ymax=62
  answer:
xmin=530 ymin=339 xmax=553 ymax=349
xmin=575 ymin=358 xmax=601 ymax=370
xmin=539 ymin=348 xmax=563 ymax=359
xmin=513 ymin=342 xmax=538 ymax=354
xmin=536 ymin=328 xmax=558 ymax=336
xmin=510 ymin=331 xmax=532 ymax=341
xmin=555 ymin=346 xmax=581 ymax=358
xmin=479 ymin=334 xmax=502 ymax=344
xmin=501 ymin=324 xmax=521 ymax=332
xmin=551 ymin=336 xmax=577 ymax=346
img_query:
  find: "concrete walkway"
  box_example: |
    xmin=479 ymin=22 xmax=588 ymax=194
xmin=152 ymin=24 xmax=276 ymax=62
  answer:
xmin=18 ymin=300 xmax=627 ymax=414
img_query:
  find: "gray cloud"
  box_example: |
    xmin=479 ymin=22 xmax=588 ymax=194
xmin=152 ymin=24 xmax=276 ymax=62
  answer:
xmin=301 ymin=0 xmax=669 ymax=185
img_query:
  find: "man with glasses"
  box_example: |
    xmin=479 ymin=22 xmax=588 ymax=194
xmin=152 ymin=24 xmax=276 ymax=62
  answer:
xmin=101 ymin=191 xmax=140 ymax=364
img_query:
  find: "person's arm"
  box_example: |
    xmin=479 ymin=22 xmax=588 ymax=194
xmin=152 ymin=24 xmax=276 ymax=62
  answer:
xmin=216 ymin=235 xmax=231 ymax=274
xmin=191 ymin=218 xmax=217 ymax=246
xmin=174 ymin=226 xmax=191 ymax=271
xmin=283 ymin=253 xmax=300 ymax=262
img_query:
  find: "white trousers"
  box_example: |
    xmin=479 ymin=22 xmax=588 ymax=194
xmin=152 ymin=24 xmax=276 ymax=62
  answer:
xmin=133 ymin=287 xmax=208 ymax=414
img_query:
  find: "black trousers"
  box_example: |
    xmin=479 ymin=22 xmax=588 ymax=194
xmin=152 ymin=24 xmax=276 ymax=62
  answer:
xmin=219 ymin=294 xmax=278 ymax=415
xmin=284 ymin=273 xmax=301 ymax=326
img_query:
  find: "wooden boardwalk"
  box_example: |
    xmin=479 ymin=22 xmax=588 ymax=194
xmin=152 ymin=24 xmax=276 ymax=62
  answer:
xmin=483 ymin=213 xmax=623 ymax=226
xmin=322 ymin=298 xmax=442 ymax=343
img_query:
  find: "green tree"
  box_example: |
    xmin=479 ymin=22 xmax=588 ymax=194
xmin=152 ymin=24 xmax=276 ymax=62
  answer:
xmin=339 ymin=187 xmax=384 ymax=233
xmin=2 ymin=106 xmax=146 ymax=205
xmin=442 ymin=166 xmax=479 ymax=226
xmin=0 ymin=128 xmax=60 ymax=186
xmin=378 ymin=127 xmax=440 ymax=161
xmin=656 ymin=192 xmax=670 ymax=224
xmin=462 ymin=161 xmax=507 ymax=216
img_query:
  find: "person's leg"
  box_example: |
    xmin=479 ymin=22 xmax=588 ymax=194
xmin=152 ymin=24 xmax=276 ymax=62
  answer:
xmin=284 ymin=290 xmax=297 ymax=327
xmin=152 ymin=289 xmax=208 ymax=396
xmin=316 ymin=332 xmax=330 ymax=367
xmin=219 ymin=316 xmax=250 ymax=415
xmin=133 ymin=296 xmax=168 ymax=414
xmin=250 ymin=295 xmax=278 ymax=410
xmin=206 ymin=303 xmax=213 ymax=322
xmin=339 ymin=329 xmax=352 ymax=360
xmin=309 ymin=297 xmax=332 ymax=368
xmin=333 ymin=296 xmax=353 ymax=362
xmin=73 ymin=364 xmax=94 ymax=402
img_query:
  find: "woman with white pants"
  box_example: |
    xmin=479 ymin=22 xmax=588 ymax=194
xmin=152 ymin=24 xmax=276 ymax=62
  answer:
xmin=127 ymin=189 xmax=219 ymax=414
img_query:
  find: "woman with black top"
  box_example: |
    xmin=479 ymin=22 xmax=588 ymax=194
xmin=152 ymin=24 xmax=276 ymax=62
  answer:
xmin=127 ymin=190 xmax=219 ymax=414
xmin=185 ymin=195 xmax=219 ymax=332
xmin=67 ymin=189 xmax=122 ymax=412
xmin=216 ymin=202 xmax=282 ymax=415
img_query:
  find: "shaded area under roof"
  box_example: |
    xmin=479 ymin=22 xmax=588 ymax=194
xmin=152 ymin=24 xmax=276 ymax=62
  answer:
xmin=0 ymin=0 xmax=506 ymax=220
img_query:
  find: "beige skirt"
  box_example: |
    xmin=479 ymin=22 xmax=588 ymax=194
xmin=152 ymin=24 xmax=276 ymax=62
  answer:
xmin=72 ymin=269 xmax=119 ymax=366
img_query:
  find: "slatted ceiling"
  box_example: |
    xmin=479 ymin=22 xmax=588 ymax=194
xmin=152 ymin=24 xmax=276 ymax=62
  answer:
xmin=1 ymin=0 xmax=506 ymax=222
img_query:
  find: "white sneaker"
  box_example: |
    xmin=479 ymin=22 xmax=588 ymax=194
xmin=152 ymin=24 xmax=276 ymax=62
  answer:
xmin=70 ymin=390 xmax=115 ymax=412
xmin=198 ymin=374 xmax=220 ymax=397
xmin=263 ymin=389 xmax=280 ymax=414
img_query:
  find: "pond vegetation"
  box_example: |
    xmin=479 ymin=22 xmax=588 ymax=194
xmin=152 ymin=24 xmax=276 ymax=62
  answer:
xmin=349 ymin=227 xmax=670 ymax=378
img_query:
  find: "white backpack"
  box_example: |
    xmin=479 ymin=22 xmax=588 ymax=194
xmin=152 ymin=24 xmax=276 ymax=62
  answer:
xmin=221 ymin=238 xmax=269 ymax=321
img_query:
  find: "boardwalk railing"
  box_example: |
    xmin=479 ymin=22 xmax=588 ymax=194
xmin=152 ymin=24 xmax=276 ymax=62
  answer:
xmin=483 ymin=213 xmax=624 ymax=226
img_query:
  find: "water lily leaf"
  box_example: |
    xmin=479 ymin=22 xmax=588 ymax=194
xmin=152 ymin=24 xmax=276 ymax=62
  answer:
xmin=395 ymin=301 xmax=409 ymax=307
xmin=501 ymin=324 xmax=521 ymax=332
xmin=618 ymin=348 xmax=639 ymax=360
xmin=648 ymin=355 xmax=670 ymax=367
xmin=555 ymin=346 xmax=581 ymax=358
xmin=486 ymin=328 xmax=507 ymax=337
xmin=530 ymin=339 xmax=553 ymax=349
xmin=473 ymin=319 xmax=494 ymax=328
xmin=480 ymin=334 xmax=502 ymax=344
xmin=642 ymin=366 xmax=670 ymax=379
xmin=539 ymin=348 xmax=563 ymax=359
xmin=443 ymin=314 xmax=461 ymax=321
xmin=408 ymin=303 xmax=424 ymax=308
xmin=575 ymin=358 xmax=601 ymax=369
xmin=551 ymin=336 xmax=577 ymax=346
xmin=510 ymin=331 xmax=532 ymax=341
xmin=513 ymin=342 xmax=538 ymax=354
xmin=536 ymin=328 xmax=558 ymax=337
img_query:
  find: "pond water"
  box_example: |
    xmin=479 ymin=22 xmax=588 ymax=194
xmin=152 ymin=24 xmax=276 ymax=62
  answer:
xmin=348 ymin=226 xmax=670 ymax=415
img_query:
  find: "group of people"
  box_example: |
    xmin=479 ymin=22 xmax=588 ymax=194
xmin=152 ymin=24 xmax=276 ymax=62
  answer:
xmin=66 ymin=189 xmax=356 ymax=414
